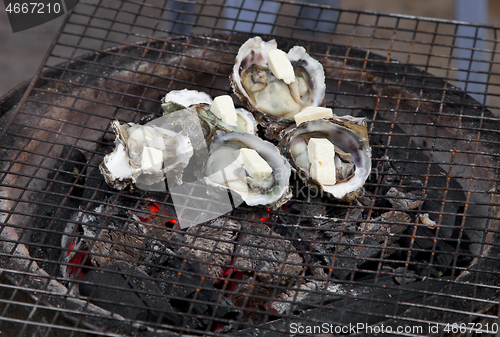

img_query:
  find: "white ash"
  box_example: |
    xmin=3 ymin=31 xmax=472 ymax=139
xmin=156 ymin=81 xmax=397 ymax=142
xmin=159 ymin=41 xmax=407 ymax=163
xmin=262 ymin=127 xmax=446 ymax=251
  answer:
xmin=419 ymin=213 xmax=437 ymax=229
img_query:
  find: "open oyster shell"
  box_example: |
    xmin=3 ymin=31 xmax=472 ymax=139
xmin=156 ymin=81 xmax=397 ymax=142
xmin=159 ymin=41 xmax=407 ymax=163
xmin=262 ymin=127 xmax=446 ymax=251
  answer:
xmin=202 ymin=131 xmax=292 ymax=209
xmin=161 ymin=89 xmax=257 ymax=140
xmin=99 ymin=113 xmax=198 ymax=190
xmin=231 ymin=36 xmax=326 ymax=139
xmin=190 ymin=103 xmax=257 ymax=138
xmin=279 ymin=116 xmax=372 ymax=202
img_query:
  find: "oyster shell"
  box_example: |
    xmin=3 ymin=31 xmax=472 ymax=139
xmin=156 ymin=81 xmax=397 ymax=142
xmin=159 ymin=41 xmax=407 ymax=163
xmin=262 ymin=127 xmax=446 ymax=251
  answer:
xmin=279 ymin=116 xmax=371 ymax=202
xmin=161 ymin=88 xmax=213 ymax=111
xmin=231 ymin=36 xmax=326 ymax=139
xmin=191 ymin=103 xmax=257 ymax=137
xmin=99 ymin=114 xmax=194 ymax=190
xmin=161 ymin=90 xmax=257 ymax=140
xmin=202 ymin=131 xmax=292 ymax=209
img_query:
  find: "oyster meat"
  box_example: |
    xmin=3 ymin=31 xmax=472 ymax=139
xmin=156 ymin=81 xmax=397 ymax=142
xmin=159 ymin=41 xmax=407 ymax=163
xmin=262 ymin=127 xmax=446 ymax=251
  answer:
xmin=161 ymin=90 xmax=257 ymax=139
xmin=231 ymin=36 xmax=326 ymax=139
xmin=100 ymin=114 xmax=194 ymax=190
xmin=203 ymin=131 xmax=292 ymax=209
xmin=279 ymin=116 xmax=371 ymax=202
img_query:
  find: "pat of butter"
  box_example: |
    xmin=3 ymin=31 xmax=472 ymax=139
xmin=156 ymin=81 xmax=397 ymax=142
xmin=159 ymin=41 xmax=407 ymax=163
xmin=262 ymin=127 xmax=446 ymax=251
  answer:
xmin=240 ymin=148 xmax=273 ymax=179
xmin=307 ymin=138 xmax=336 ymax=185
xmin=268 ymin=49 xmax=296 ymax=85
xmin=294 ymin=106 xmax=333 ymax=125
xmin=211 ymin=95 xmax=238 ymax=126
xmin=141 ymin=146 xmax=163 ymax=171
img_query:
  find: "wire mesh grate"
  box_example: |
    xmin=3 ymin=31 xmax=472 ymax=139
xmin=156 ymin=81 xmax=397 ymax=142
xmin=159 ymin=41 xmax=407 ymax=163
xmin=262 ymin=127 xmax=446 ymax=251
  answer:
xmin=0 ymin=0 xmax=500 ymax=336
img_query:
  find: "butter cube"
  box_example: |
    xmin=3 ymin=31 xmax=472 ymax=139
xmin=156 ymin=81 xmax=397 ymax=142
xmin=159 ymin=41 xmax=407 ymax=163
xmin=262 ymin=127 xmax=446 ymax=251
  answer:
xmin=294 ymin=106 xmax=333 ymax=125
xmin=211 ymin=95 xmax=238 ymax=126
xmin=307 ymin=138 xmax=336 ymax=185
xmin=141 ymin=146 xmax=163 ymax=171
xmin=240 ymin=148 xmax=273 ymax=179
xmin=268 ymin=49 xmax=296 ymax=84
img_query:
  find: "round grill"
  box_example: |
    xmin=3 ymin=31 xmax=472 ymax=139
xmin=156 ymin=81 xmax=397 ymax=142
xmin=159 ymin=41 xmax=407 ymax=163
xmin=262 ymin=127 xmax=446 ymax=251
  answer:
xmin=0 ymin=1 xmax=499 ymax=336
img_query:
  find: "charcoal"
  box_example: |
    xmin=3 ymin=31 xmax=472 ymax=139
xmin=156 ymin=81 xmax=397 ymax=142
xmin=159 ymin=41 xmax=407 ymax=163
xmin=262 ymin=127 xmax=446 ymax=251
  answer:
xmin=385 ymin=187 xmax=422 ymax=210
xmin=140 ymin=231 xmax=185 ymax=268
xmin=393 ymin=267 xmax=418 ymax=284
xmin=276 ymin=202 xmax=301 ymax=225
xmin=271 ymin=223 xmax=327 ymax=270
xmin=359 ymin=211 xmax=409 ymax=247
xmin=277 ymin=200 xmax=328 ymax=226
xmin=323 ymin=220 xmax=359 ymax=244
xmin=222 ymin=272 xmax=277 ymax=322
xmin=89 ymin=221 xmax=147 ymax=268
xmin=329 ymin=237 xmax=382 ymax=280
xmin=232 ymin=206 xmax=271 ymax=223
xmin=184 ymin=217 xmax=240 ymax=278
xmin=234 ymin=222 xmax=303 ymax=285
xmin=79 ymin=263 xmax=181 ymax=326
xmin=312 ymin=225 xmax=383 ymax=280
xmin=301 ymin=201 xmax=328 ymax=226
xmin=148 ymin=252 xmax=238 ymax=326
xmin=402 ymin=226 xmax=435 ymax=254
xmin=269 ymin=280 xmax=324 ymax=314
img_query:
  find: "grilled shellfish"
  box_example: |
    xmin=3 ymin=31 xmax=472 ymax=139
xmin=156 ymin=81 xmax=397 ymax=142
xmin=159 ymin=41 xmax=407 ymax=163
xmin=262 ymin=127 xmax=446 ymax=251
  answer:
xmin=203 ymin=131 xmax=292 ymax=209
xmin=99 ymin=113 xmax=198 ymax=190
xmin=279 ymin=116 xmax=371 ymax=202
xmin=231 ymin=36 xmax=326 ymax=139
xmin=161 ymin=89 xmax=257 ymax=140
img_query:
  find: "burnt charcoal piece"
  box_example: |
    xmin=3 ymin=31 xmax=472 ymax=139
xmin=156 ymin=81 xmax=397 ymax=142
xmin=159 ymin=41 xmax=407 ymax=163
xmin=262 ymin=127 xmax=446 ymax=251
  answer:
xmin=359 ymin=211 xmax=410 ymax=248
xmin=149 ymin=252 xmax=238 ymax=330
xmin=234 ymin=222 xmax=304 ymax=285
xmin=271 ymin=223 xmax=327 ymax=276
xmin=301 ymin=216 xmax=384 ymax=280
xmin=277 ymin=200 xmax=327 ymax=226
xmin=329 ymin=237 xmax=382 ymax=280
xmin=79 ymin=262 xmax=181 ymax=326
xmin=393 ymin=267 xmax=418 ymax=284
xmin=385 ymin=187 xmax=423 ymax=211
xmin=184 ymin=217 xmax=241 ymax=278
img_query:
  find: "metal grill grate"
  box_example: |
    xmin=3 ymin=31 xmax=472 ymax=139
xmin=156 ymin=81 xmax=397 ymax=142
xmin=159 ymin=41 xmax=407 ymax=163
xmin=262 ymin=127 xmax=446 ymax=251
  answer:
xmin=0 ymin=1 xmax=500 ymax=336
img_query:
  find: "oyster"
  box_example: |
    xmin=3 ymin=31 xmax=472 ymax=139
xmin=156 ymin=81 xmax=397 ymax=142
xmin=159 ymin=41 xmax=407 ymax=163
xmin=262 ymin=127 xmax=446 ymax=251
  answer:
xmin=231 ymin=36 xmax=326 ymax=139
xmin=161 ymin=90 xmax=257 ymax=139
xmin=99 ymin=114 xmax=194 ymax=190
xmin=202 ymin=131 xmax=292 ymax=209
xmin=161 ymin=88 xmax=213 ymax=111
xmin=279 ymin=116 xmax=371 ymax=202
xmin=190 ymin=103 xmax=257 ymax=137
